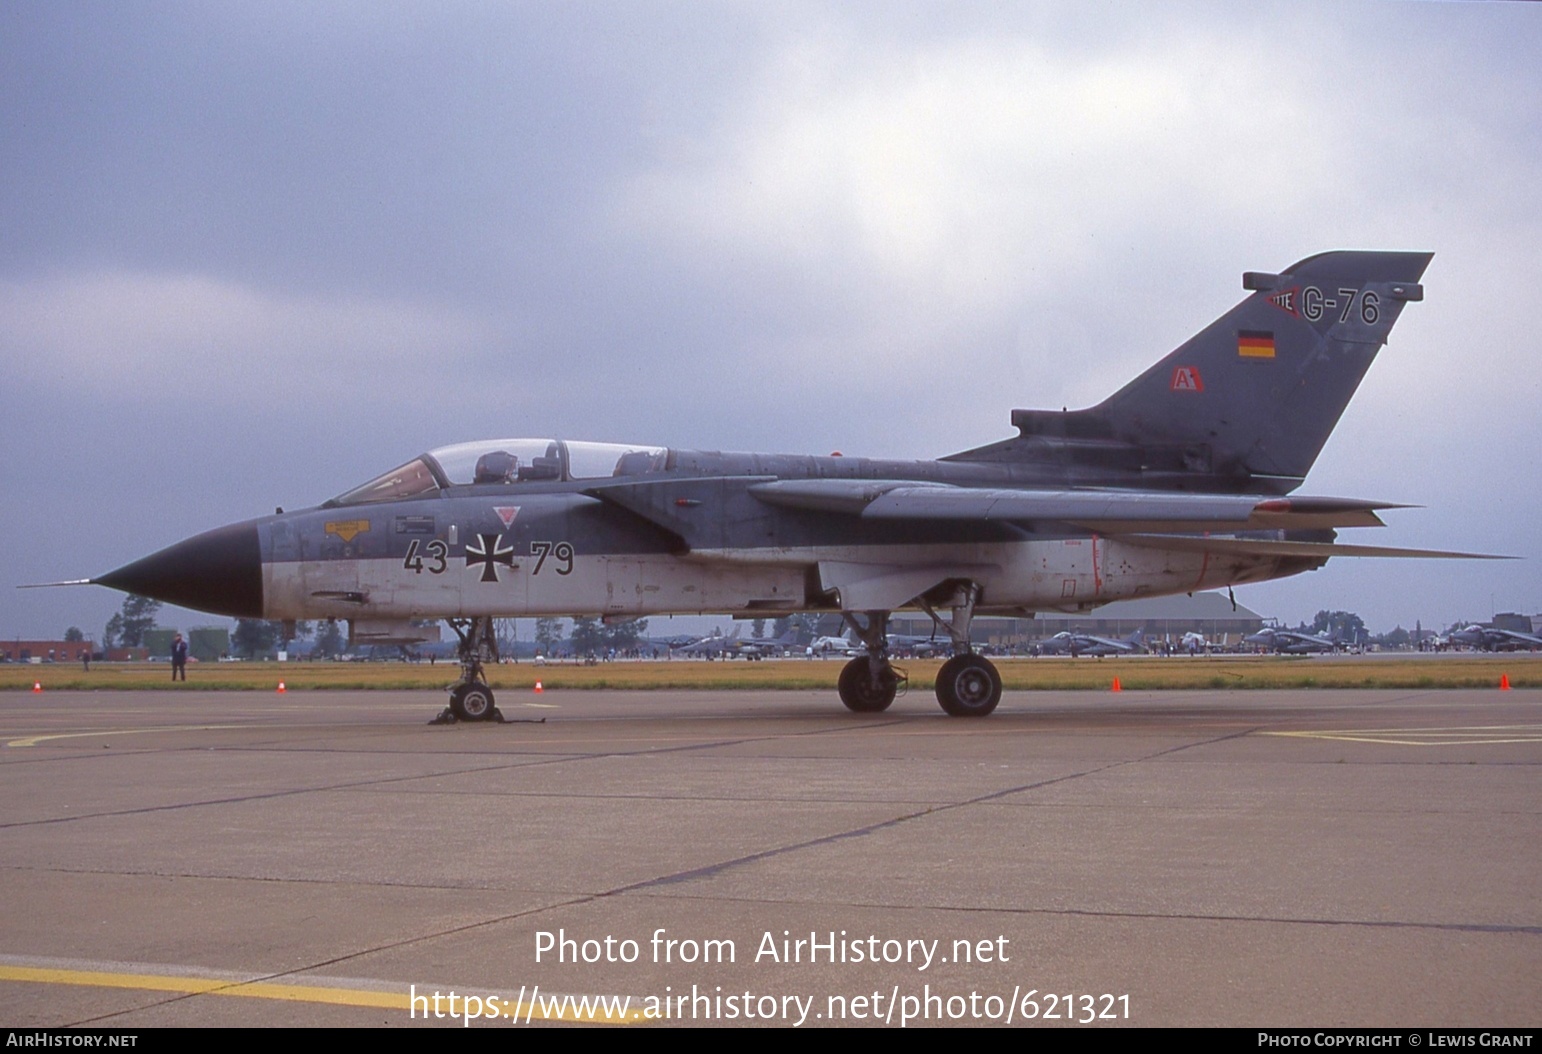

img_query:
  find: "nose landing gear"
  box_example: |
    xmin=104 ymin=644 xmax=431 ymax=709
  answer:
xmin=835 ymin=610 xmax=906 ymax=714
xmin=431 ymin=616 xmax=505 ymax=724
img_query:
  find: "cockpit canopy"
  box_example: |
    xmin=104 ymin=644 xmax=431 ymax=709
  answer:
xmin=327 ymin=439 xmax=668 ymax=506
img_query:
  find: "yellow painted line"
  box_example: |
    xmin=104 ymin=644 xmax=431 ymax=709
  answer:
xmin=1264 ymin=724 xmax=1542 ymax=746
xmin=5 ymin=725 xmax=247 ymax=748
xmin=0 ymin=964 xmax=402 ymax=1007
xmin=0 ymin=965 xmax=636 ymax=1023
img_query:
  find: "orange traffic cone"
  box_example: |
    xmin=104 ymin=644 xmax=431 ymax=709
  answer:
xmin=1111 ymin=677 xmax=1122 ymax=692
xmin=277 ymin=681 xmax=287 ymax=693
xmin=534 ymin=681 xmax=544 ymax=693
xmin=32 ymin=681 xmax=42 ymax=693
xmin=1499 ymin=673 xmax=1511 ymax=690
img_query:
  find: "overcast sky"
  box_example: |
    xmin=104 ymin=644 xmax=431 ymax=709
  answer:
xmin=3 ymin=1 xmax=1539 ymax=641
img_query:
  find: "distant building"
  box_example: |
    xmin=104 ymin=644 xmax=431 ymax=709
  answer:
xmin=134 ymin=627 xmax=228 ymax=660
xmin=142 ymin=628 xmax=178 ymax=659
xmin=1493 ymin=612 xmax=1541 ymax=635
xmin=189 ymin=627 xmax=229 ymax=661
xmin=1 ymin=640 xmax=93 ymax=663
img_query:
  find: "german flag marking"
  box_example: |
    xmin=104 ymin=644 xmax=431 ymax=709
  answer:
xmin=1237 ymin=330 xmax=1275 ymax=359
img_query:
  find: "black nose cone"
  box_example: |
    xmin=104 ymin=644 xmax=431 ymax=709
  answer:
xmin=95 ymin=520 xmax=263 ymax=618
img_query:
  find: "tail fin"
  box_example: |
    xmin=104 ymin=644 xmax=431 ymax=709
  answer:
xmin=955 ymin=251 xmax=1432 ymax=493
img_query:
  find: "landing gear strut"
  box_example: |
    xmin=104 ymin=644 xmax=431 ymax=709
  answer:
xmin=836 ymin=611 xmax=903 ymax=713
xmin=432 ymin=616 xmax=504 ymax=723
xmin=921 ymin=584 xmax=1001 ymax=717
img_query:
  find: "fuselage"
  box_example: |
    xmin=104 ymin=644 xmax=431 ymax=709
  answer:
xmin=98 ymin=437 xmax=1325 ymax=628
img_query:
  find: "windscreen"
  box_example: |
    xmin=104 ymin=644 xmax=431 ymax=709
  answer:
xmin=328 ymin=457 xmax=441 ymax=506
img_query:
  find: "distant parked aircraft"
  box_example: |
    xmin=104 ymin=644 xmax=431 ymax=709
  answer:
xmin=1448 ymin=625 xmax=1542 ymax=652
xmin=1039 ymin=628 xmax=1146 ymax=657
xmin=1243 ymin=627 xmax=1340 ymax=654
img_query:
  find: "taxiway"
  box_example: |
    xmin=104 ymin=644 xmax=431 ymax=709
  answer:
xmin=1 ymin=688 xmax=1537 ymax=1026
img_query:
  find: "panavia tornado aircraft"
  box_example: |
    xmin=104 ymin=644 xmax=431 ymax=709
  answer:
xmin=85 ymin=250 xmax=1490 ymax=721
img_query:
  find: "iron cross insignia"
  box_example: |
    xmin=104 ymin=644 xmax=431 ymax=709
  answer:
xmin=465 ymin=532 xmax=515 ymax=583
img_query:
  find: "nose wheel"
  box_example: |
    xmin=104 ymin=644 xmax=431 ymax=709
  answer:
xmin=450 ymin=683 xmax=496 ymax=721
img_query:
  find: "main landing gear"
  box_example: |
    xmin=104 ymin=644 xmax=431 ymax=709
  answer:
xmin=836 ymin=611 xmax=903 ymax=713
xmin=924 ymin=584 xmax=1001 ymax=717
xmin=934 ymin=652 xmax=1002 ymax=717
xmin=836 ymin=585 xmax=1002 ymax=718
xmin=431 ymin=616 xmax=505 ymax=724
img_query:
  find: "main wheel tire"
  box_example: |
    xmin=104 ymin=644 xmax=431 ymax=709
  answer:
xmin=837 ymin=656 xmax=897 ymax=713
xmin=450 ymin=683 xmax=496 ymax=721
xmin=936 ymin=654 xmax=1001 ymax=717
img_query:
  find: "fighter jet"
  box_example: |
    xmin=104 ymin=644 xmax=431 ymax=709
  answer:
xmin=806 ymin=631 xmax=945 ymax=657
xmin=674 ymin=626 xmax=743 ymax=659
xmin=808 ymin=635 xmax=861 ymax=657
xmin=85 ymin=250 xmax=1495 ymax=721
xmin=884 ymin=632 xmax=949 ymax=657
xmin=1242 ymin=627 xmax=1341 ymax=654
xmin=1038 ymin=629 xmax=1147 ymax=658
xmin=1448 ymin=625 xmax=1542 ymax=652
xmin=1179 ymin=631 xmax=1211 ymax=655
xmin=734 ymin=626 xmax=802 ymax=659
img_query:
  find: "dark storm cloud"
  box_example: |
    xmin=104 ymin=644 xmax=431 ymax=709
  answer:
xmin=0 ymin=5 xmax=754 ymax=297
xmin=3 ymin=2 xmax=1540 ymax=639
